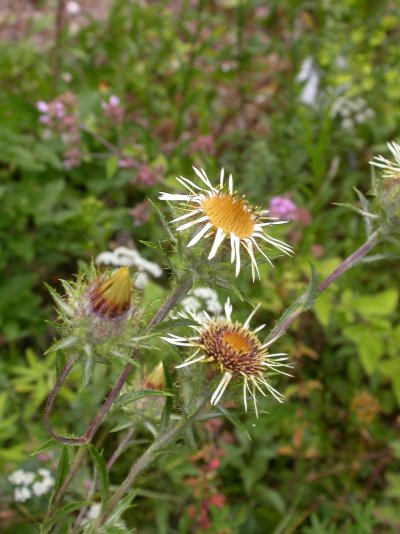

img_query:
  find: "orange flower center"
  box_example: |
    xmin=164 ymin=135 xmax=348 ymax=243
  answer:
xmin=201 ymin=194 xmax=255 ymax=238
xmin=222 ymin=331 xmax=252 ymax=354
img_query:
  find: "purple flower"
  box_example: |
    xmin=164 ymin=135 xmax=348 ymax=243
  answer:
xmin=36 ymin=101 xmax=49 ymax=113
xmin=269 ymin=196 xmax=298 ymax=220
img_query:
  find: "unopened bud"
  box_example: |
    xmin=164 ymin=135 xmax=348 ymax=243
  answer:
xmin=142 ymin=362 xmax=165 ymax=390
xmin=90 ymin=267 xmax=131 ymax=318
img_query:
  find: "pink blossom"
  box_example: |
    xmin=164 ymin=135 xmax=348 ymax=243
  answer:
xmin=36 ymin=101 xmax=49 ymax=113
xmin=269 ymin=196 xmax=298 ymax=220
xmin=129 ymin=200 xmax=150 ymax=226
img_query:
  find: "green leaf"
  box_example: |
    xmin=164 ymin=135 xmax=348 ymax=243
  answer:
xmin=150 ymin=318 xmax=197 ymax=334
xmin=111 ymin=389 xmax=173 ymax=413
xmin=81 ymin=352 xmax=95 ymax=389
xmin=44 ymin=501 xmax=91 ymax=527
xmin=352 ymin=289 xmax=398 ymax=318
xmin=31 ymin=438 xmax=61 ymax=456
xmin=87 ymin=444 xmax=109 ymax=505
xmin=46 ymin=336 xmax=77 ymax=354
xmin=45 ymin=283 xmax=73 ymax=317
xmin=313 ymin=291 xmax=332 ymax=327
xmin=343 ymin=325 xmax=384 ymax=374
xmin=160 ymin=361 xmax=174 ymax=433
xmin=217 ymin=405 xmax=251 ymax=441
xmin=106 ymin=155 xmax=119 ymax=179
xmin=49 ymin=446 xmax=71 ymax=506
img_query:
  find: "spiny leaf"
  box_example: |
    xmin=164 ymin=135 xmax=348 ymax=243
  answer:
xmin=49 ymin=446 xmax=71 ymax=506
xmin=45 ymin=283 xmax=73 ymax=317
xmin=87 ymin=444 xmax=109 ymax=505
xmin=111 ymin=389 xmax=173 ymax=413
xmin=217 ymin=405 xmax=251 ymax=441
xmin=31 ymin=438 xmax=62 ymax=456
xmin=159 ymin=361 xmax=174 ymax=433
xmin=44 ymin=500 xmax=91 ymax=528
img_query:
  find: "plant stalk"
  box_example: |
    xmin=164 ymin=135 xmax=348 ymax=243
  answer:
xmin=44 ymin=272 xmax=194 ymax=518
xmin=92 ymin=399 xmax=206 ymax=529
xmin=268 ymin=230 xmax=380 ymax=342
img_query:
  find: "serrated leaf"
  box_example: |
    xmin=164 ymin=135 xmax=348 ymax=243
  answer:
xmin=103 ymin=489 xmax=137 ymax=526
xmin=87 ymin=444 xmax=109 ymax=505
xmin=148 ymin=199 xmax=177 ymax=244
xmin=49 ymin=446 xmax=71 ymax=506
xmin=45 ymin=283 xmax=73 ymax=317
xmin=111 ymin=389 xmax=173 ymax=413
xmin=81 ymin=352 xmax=95 ymax=389
xmin=150 ymin=318 xmax=197 ymax=334
xmin=31 ymin=438 xmax=61 ymax=457
xmin=217 ymin=405 xmax=251 ymax=441
xmin=160 ymin=361 xmax=174 ymax=433
xmin=45 ymin=500 xmax=91 ymax=527
xmin=46 ymin=336 xmax=77 ymax=354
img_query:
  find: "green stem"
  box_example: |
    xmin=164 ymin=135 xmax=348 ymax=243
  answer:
xmin=43 ymin=273 xmax=194 ymax=525
xmin=91 ymin=399 xmax=206 ymax=530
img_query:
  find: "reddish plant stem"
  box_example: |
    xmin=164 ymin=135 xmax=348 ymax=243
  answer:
xmin=45 ymin=273 xmax=193 ymax=511
xmin=268 ymin=231 xmax=379 ymax=342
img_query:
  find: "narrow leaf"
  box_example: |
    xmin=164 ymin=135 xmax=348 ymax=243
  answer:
xmin=45 ymin=500 xmax=91 ymax=527
xmin=49 ymin=446 xmax=71 ymax=506
xmin=87 ymin=444 xmax=109 ymax=505
xmin=111 ymin=390 xmax=173 ymax=413
xmin=159 ymin=362 xmax=174 ymax=433
xmin=217 ymin=405 xmax=251 ymax=441
xmin=31 ymin=438 xmax=61 ymax=456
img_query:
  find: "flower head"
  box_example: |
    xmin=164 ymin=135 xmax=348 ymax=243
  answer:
xmin=162 ymin=299 xmax=292 ymax=416
xmin=90 ymin=267 xmax=131 ymax=318
xmin=370 ymin=141 xmax=400 ymax=180
xmin=160 ymin=167 xmax=293 ymax=279
xmin=370 ymin=142 xmax=400 ymax=228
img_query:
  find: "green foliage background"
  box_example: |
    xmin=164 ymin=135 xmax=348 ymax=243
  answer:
xmin=1 ymin=0 xmax=400 ymax=532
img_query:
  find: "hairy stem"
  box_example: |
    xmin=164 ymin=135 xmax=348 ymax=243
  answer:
xmin=44 ymin=272 xmax=194 ymax=518
xmin=91 ymin=399 xmax=206 ymax=529
xmin=268 ymin=230 xmax=380 ymax=342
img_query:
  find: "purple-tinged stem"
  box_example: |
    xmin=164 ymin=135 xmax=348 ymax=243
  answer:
xmin=268 ymin=230 xmax=380 ymax=342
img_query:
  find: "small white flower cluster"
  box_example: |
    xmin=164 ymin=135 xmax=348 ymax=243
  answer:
xmin=181 ymin=287 xmax=223 ymax=319
xmin=331 ymin=96 xmax=375 ymax=130
xmin=8 ymin=468 xmax=54 ymax=502
xmin=96 ymin=246 xmax=163 ymax=289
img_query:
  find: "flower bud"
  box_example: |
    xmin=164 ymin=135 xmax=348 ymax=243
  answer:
xmin=142 ymin=362 xmax=165 ymax=390
xmin=90 ymin=267 xmax=131 ymax=318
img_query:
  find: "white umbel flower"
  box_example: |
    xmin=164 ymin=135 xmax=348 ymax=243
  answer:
xmin=160 ymin=167 xmax=293 ymax=279
xmin=370 ymin=141 xmax=400 ymax=180
xmin=162 ymin=299 xmax=292 ymax=417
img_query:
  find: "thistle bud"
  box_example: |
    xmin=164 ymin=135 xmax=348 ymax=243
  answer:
xmin=90 ymin=267 xmax=131 ymax=318
xmin=142 ymin=362 xmax=165 ymax=390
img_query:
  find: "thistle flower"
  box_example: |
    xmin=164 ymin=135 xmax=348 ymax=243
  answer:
xmin=370 ymin=142 xmax=400 ymax=228
xmin=162 ymin=299 xmax=292 ymax=416
xmin=160 ymin=167 xmax=293 ymax=279
xmin=90 ymin=267 xmax=131 ymax=318
xmin=47 ymin=266 xmax=137 ymax=366
xmin=370 ymin=141 xmax=400 ymax=180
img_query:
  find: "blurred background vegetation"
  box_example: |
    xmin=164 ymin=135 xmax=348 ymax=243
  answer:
xmin=1 ymin=0 xmax=400 ymax=532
